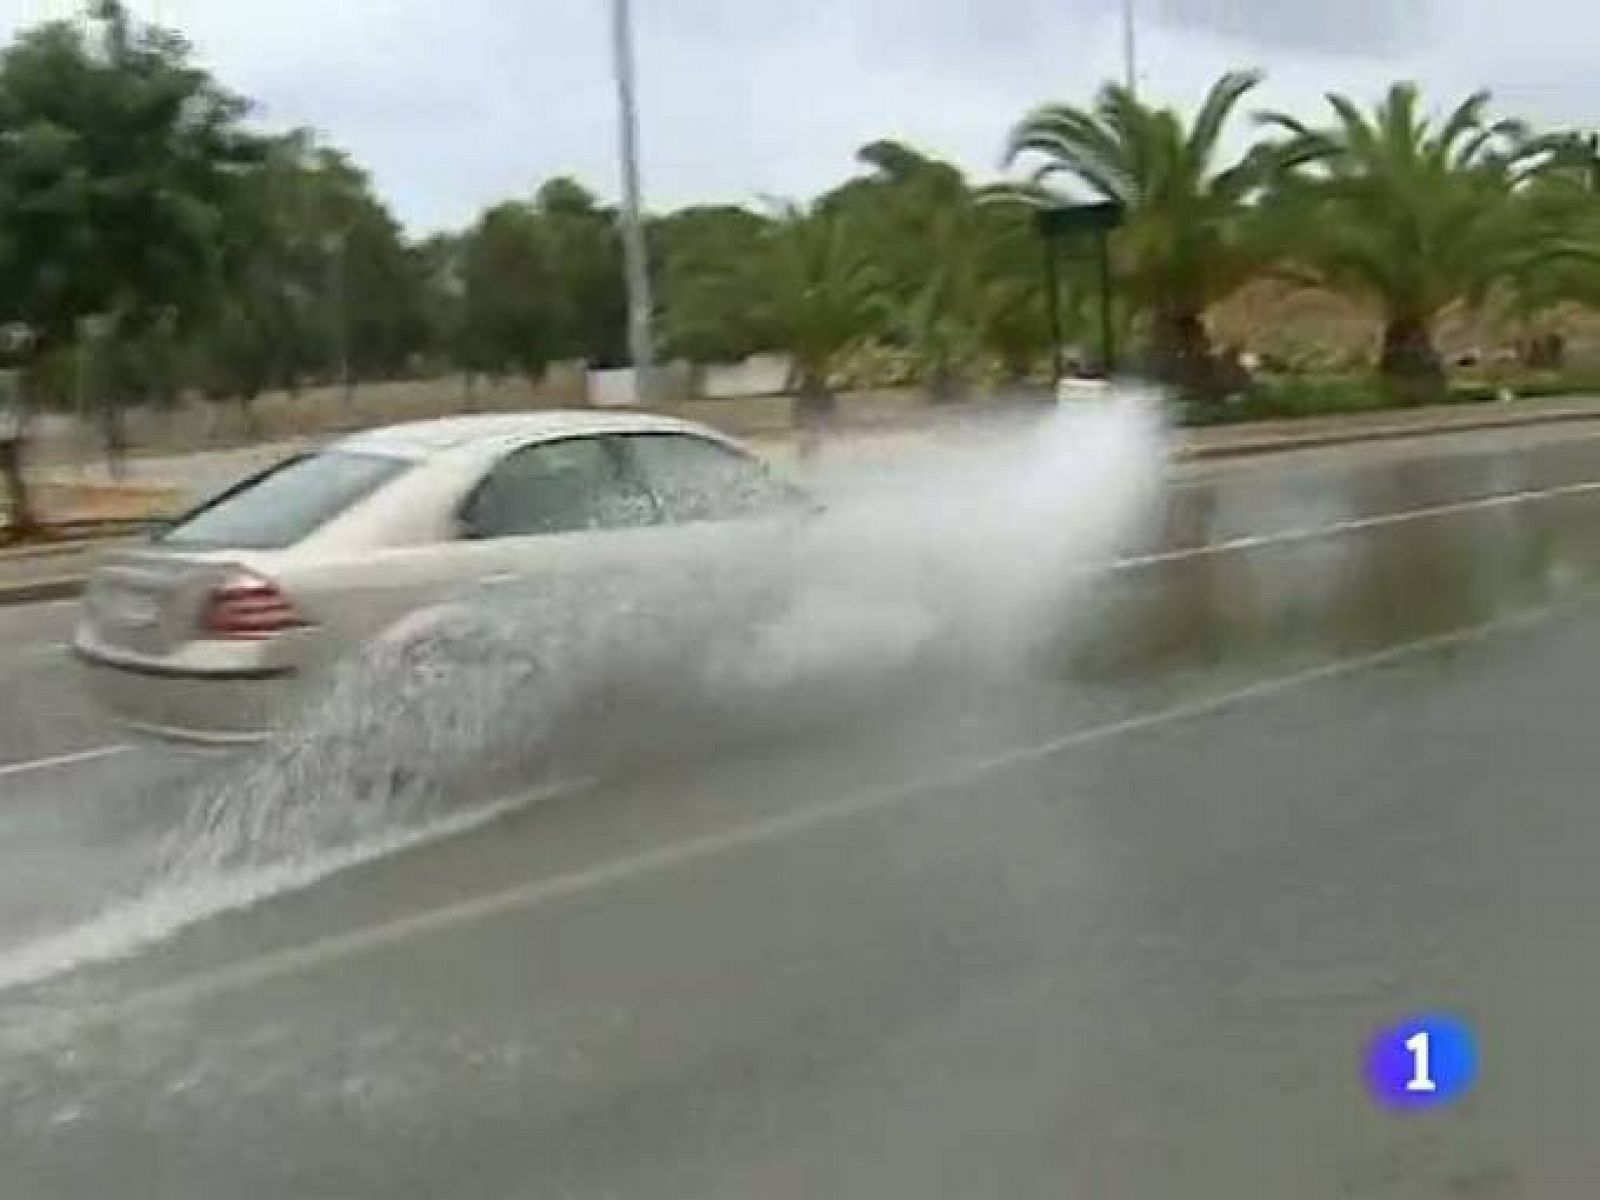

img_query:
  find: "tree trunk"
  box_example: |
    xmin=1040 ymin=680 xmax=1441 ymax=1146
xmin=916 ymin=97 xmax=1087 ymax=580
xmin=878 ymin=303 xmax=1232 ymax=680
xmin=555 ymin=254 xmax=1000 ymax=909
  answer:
xmin=1379 ymin=316 xmax=1445 ymax=404
xmin=1150 ymin=309 xmax=1217 ymax=399
xmin=794 ymin=373 xmax=837 ymax=461
xmin=100 ymin=404 xmax=128 ymax=481
xmin=925 ymin=363 xmax=966 ymax=405
xmin=237 ymin=392 xmax=260 ymax=441
xmin=0 ymin=436 xmax=33 ymax=542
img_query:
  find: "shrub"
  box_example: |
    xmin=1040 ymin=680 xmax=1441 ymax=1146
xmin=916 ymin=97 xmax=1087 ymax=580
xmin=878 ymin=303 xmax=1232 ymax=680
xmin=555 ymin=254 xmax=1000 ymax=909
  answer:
xmin=1180 ymin=374 xmax=1493 ymax=426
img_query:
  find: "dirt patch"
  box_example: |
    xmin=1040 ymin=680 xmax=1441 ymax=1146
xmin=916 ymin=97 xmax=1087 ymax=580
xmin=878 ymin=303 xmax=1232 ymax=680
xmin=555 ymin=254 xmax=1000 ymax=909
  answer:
xmin=30 ymin=481 xmax=183 ymax=521
xmin=3 ymin=481 xmax=182 ymax=544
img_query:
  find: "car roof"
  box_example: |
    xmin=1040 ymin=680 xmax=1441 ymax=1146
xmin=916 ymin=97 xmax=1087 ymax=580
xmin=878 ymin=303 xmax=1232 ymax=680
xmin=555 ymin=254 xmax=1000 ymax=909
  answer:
xmin=330 ymin=410 xmax=726 ymax=460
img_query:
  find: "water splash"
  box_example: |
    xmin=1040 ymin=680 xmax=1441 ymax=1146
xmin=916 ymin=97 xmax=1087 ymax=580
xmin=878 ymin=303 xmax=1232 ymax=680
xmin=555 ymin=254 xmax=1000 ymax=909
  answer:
xmin=0 ymin=393 xmax=1167 ymax=996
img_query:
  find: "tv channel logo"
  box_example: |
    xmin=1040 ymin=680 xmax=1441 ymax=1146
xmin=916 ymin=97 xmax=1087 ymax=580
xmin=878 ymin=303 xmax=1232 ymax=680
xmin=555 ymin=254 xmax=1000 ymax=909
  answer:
xmin=1365 ymin=1014 xmax=1477 ymax=1110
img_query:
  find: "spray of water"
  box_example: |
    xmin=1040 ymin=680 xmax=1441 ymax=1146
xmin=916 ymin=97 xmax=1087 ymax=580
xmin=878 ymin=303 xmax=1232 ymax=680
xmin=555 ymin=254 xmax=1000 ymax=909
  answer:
xmin=0 ymin=393 xmax=1167 ymax=995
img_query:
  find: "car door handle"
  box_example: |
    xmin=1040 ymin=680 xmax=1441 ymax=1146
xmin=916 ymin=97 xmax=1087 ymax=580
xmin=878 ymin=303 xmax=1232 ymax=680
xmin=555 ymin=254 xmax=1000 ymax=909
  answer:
xmin=478 ymin=572 xmax=518 ymax=586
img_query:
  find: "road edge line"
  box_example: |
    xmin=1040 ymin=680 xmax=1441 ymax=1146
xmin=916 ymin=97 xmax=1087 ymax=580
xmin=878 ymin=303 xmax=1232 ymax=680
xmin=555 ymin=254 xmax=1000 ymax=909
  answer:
xmin=0 ymin=743 xmax=127 ymax=781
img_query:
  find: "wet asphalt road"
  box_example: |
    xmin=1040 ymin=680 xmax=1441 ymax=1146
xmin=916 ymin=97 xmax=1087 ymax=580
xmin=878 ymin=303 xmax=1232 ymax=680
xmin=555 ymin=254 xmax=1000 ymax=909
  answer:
xmin=6 ymin=423 xmax=1600 ymax=1196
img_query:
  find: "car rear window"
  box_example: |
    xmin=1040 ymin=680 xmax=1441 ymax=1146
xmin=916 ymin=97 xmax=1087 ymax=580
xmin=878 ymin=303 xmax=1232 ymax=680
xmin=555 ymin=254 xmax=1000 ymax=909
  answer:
xmin=159 ymin=450 xmax=410 ymax=550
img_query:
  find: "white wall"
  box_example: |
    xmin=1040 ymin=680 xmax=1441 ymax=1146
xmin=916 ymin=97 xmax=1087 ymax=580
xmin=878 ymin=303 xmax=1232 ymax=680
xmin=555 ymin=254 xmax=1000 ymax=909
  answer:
xmin=701 ymin=354 xmax=792 ymax=400
xmin=587 ymin=368 xmax=641 ymax=408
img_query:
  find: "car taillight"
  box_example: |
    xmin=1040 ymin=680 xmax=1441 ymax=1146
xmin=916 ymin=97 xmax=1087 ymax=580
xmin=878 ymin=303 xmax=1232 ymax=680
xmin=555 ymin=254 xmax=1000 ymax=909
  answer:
xmin=200 ymin=571 xmax=305 ymax=640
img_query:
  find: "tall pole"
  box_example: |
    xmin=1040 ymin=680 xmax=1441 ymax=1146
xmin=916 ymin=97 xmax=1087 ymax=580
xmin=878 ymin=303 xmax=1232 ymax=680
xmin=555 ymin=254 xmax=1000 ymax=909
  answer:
xmin=611 ymin=0 xmax=656 ymax=404
xmin=1040 ymin=230 xmax=1064 ymax=386
xmin=1097 ymin=230 xmax=1116 ymax=375
xmin=1122 ymin=0 xmax=1138 ymax=95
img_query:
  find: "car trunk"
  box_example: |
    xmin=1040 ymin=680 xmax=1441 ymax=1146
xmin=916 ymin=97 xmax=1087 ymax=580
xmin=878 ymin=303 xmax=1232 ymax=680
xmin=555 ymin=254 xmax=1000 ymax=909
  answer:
xmin=81 ymin=544 xmax=252 ymax=660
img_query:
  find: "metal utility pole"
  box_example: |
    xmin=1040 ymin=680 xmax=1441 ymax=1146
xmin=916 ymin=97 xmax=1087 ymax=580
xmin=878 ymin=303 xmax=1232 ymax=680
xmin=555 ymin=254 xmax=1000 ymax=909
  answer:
xmin=1036 ymin=202 xmax=1125 ymax=381
xmin=1040 ymin=230 xmax=1065 ymax=386
xmin=1122 ymin=0 xmax=1139 ymax=95
xmin=611 ymin=0 xmax=656 ymax=404
xmin=1096 ymin=229 xmax=1116 ymax=375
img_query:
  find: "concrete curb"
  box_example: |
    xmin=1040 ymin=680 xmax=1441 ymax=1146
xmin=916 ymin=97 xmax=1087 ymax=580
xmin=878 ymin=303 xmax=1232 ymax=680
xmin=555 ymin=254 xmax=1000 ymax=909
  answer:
xmin=1175 ymin=405 xmax=1600 ymax=461
xmin=0 ymin=576 xmax=85 ymax=606
xmin=0 ymin=536 xmax=122 ymax=563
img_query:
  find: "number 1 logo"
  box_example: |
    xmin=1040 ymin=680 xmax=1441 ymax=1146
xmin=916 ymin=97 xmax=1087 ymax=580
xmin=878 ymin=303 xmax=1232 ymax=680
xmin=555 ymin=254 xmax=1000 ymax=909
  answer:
xmin=1403 ymin=1030 xmax=1437 ymax=1093
xmin=1367 ymin=1015 xmax=1476 ymax=1110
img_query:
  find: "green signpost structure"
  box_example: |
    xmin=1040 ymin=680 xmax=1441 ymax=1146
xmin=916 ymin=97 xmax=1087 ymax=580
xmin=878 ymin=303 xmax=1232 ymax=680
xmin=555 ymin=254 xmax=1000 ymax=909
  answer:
xmin=1033 ymin=200 xmax=1125 ymax=385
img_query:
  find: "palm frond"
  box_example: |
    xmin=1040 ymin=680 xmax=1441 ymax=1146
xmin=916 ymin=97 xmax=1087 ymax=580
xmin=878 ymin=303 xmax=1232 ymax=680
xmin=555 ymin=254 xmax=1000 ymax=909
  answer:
xmin=1187 ymin=69 xmax=1264 ymax=165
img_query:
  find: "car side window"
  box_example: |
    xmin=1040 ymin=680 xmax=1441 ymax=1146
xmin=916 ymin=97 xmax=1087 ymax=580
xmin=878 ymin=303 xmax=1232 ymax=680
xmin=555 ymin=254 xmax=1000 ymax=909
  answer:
xmin=621 ymin=433 xmax=797 ymax=523
xmin=461 ymin=437 xmax=656 ymax=538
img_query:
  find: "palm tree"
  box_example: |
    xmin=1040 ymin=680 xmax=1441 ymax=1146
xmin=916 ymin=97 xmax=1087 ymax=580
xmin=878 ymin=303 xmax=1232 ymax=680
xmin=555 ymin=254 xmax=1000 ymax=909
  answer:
xmin=674 ymin=200 xmax=884 ymax=425
xmin=824 ymin=142 xmax=984 ymax=399
xmin=823 ymin=140 xmax=1063 ymax=396
xmin=1256 ymin=84 xmax=1535 ymax=397
xmin=892 ymin=191 xmax=989 ymax=401
xmin=1503 ymin=131 xmax=1600 ymax=340
xmin=1005 ymin=70 xmax=1268 ymax=393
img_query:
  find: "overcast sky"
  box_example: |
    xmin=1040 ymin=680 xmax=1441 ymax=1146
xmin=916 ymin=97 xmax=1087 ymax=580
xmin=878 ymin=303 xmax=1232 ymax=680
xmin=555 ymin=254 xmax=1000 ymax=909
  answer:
xmin=1 ymin=1 xmax=1593 ymax=232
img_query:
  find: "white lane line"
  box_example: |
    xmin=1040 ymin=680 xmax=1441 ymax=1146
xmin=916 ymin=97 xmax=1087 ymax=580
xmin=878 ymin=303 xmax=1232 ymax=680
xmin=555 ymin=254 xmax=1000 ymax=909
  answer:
xmin=1117 ymin=478 xmax=1600 ymax=571
xmin=7 ymin=641 xmax=70 ymax=664
xmin=0 ymin=743 xmax=128 ymax=782
xmin=82 ymin=601 xmax=1561 ymax=1026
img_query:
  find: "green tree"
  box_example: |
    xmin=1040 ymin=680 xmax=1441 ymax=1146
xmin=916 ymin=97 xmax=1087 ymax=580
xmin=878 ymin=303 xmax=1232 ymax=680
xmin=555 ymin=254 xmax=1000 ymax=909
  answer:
xmin=820 ymin=140 xmax=1064 ymax=395
xmin=535 ymin=177 xmax=627 ymax=367
xmin=1005 ymin=70 xmax=1268 ymax=393
xmin=457 ymin=200 xmax=566 ymax=382
xmin=754 ymin=202 xmax=883 ymax=410
xmin=300 ymin=145 xmax=425 ymax=388
xmin=188 ymin=128 xmax=427 ymax=422
xmin=829 ymin=142 xmax=980 ymax=398
xmin=413 ymin=230 xmax=474 ymax=398
xmin=1499 ymin=130 xmax=1600 ymax=344
xmin=972 ymin=199 xmax=1062 ymax=384
xmin=192 ymin=132 xmax=322 ymax=428
xmin=655 ymin=204 xmax=774 ymax=362
xmin=0 ymin=0 xmax=260 ymax=506
xmin=680 ymin=201 xmax=882 ymax=417
xmin=1256 ymin=84 xmax=1536 ymax=397
xmin=821 ymin=140 xmax=967 ymax=310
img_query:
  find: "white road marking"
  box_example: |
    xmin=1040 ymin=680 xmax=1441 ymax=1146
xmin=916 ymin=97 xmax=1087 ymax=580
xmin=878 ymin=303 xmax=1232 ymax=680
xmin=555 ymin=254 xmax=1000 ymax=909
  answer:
xmin=1114 ymin=479 xmax=1600 ymax=571
xmin=7 ymin=640 xmax=70 ymax=664
xmin=0 ymin=744 xmax=128 ymax=782
xmin=79 ymin=601 xmax=1561 ymax=1026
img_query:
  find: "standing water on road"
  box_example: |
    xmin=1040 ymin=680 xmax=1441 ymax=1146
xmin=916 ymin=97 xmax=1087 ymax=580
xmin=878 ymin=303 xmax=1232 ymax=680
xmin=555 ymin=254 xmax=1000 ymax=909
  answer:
xmin=0 ymin=395 xmax=1167 ymax=995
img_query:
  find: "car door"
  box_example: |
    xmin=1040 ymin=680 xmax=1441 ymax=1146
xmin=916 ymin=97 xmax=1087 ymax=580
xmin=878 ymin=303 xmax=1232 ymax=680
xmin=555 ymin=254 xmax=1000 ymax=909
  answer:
xmin=282 ymin=435 xmax=668 ymax=671
xmin=609 ymin=430 xmax=811 ymax=615
xmin=615 ymin=432 xmax=809 ymax=528
xmin=446 ymin=434 xmax=668 ymax=607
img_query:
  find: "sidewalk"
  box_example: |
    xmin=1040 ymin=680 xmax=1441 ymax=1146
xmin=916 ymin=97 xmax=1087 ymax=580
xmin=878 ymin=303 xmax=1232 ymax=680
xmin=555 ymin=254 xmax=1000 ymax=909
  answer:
xmin=1177 ymin=393 xmax=1600 ymax=459
xmin=0 ymin=538 xmax=122 ymax=604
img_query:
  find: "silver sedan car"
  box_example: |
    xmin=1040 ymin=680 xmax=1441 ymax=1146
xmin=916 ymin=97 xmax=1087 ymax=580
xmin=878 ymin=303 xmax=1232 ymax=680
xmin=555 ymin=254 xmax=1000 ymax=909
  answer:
xmin=73 ymin=411 xmax=807 ymax=743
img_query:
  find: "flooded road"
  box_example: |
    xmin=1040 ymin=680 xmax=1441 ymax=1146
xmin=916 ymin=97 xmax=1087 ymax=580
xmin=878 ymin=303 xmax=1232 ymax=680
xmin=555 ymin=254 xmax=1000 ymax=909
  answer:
xmin=5 ymin=420 xmax=1600 ymax=1197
